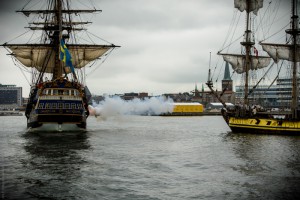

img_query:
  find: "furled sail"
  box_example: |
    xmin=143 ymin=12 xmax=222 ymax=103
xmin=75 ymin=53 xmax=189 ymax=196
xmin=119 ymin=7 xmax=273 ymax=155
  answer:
xmin=234 ymin=0 xmax=263 ymax=15
xmin=220 ymin=53 xmax=271 ymax=74
xmin=261 ymin=43 xmax=300 ymax=63
xmin=4 ymin=44 xmax=114 ymax=73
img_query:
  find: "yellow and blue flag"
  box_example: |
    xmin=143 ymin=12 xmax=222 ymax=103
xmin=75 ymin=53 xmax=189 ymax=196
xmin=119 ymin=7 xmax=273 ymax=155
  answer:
xmin=60 ymin=39 xmax=75 ymax=73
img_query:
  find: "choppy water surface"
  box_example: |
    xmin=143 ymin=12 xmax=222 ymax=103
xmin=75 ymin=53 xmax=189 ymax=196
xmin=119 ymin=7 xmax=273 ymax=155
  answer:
xmin=1 ymin=115 xmax=300 ymax=199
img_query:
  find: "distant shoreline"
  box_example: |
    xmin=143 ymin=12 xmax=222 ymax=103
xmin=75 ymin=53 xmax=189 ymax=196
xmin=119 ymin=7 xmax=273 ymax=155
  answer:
xmin=160 ymin=111 xmax=221 ymax=116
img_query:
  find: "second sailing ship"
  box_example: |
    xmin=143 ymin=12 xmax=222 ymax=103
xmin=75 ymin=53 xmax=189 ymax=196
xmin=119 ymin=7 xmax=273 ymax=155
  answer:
xmin=207 ymin=0 xmax=300 ymax=134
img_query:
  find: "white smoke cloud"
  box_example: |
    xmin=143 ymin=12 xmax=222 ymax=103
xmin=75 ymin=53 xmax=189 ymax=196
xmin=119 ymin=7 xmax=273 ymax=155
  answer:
xmin=88 ymin=96 xmax=174 ymax=119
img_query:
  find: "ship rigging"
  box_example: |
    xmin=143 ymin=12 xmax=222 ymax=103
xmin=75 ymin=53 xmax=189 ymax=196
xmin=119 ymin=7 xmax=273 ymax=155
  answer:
xmin=206 ymin=0 xmax=300 ymax=134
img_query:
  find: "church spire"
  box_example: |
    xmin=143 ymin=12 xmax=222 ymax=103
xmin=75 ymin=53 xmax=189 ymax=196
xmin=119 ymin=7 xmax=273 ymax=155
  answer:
xmin=223 ymin=62 xmax=231 ymax=80
xmin=222 ymin=61 xmax=233 ymax=92
xmin=194 ymin=83 xmax=199 ymax=97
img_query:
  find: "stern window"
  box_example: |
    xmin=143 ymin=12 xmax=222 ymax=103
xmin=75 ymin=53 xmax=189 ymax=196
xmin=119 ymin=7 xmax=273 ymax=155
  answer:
xmin=64 ymin=90 xmax=70 ymax=95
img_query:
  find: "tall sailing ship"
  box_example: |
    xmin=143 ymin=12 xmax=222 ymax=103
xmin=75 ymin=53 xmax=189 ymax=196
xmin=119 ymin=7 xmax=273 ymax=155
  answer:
xmin=1 ymin=0 xmax=119 ymax=131
xmin=207 ymin=0 xmax=300 ymax=134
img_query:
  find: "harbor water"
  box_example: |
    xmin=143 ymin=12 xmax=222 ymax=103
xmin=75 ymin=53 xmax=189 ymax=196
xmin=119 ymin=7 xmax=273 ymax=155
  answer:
xmin=1 ymin=115 xmax=300 ymax=199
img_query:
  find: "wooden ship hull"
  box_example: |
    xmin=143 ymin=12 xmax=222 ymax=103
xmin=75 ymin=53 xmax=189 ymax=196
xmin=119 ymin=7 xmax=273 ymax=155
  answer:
xmin=26 ymin=78 xmax=88 ymax=132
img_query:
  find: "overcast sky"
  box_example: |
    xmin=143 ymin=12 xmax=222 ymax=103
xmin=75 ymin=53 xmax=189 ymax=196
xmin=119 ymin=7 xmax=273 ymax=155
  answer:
xmin=0 ymin=0 xmax=289 ymax=97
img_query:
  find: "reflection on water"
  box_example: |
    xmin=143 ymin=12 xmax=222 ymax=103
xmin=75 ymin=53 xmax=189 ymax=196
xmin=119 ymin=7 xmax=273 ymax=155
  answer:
xmin=10 ymin=132 xmax=90 ymax=199
xmin=223 ymin=132 xmax=300 ymax=199
xmin=1 ymin=116 xmax=300 ymax=199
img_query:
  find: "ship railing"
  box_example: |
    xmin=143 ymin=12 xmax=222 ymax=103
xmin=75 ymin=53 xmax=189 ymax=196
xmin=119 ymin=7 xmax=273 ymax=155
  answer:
xmin=39 ymin=96 xmax=82 ymax=100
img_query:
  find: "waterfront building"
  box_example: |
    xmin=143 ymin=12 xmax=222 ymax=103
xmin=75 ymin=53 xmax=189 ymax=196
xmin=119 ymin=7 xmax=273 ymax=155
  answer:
xmin=0 ymin=84 xmax=22 ymax=110
xmin=235 ymin=78 xmax=300 ymax=109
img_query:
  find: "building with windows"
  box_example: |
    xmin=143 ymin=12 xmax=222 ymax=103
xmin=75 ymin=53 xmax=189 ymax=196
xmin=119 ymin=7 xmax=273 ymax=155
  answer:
xmin=276 ymin=78 xmax=300 ymax=107
xmin=0 ymin=84 xmax=22 ymax=110
xmin=235 ymin=78 xmax=300 ymax=109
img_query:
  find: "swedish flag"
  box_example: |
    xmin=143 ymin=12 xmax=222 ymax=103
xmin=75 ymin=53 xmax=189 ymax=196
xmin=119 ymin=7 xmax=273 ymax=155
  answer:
xmin=60 ymin=39 xmax=75 ymax=73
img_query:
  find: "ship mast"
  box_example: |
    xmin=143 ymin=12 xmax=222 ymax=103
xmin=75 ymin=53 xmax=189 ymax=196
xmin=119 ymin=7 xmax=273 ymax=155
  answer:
xmin=260 ymin=0 xmax=300 ymax=119
xmin=53 ymin=0 xmax=63 ymax=79
xmin=240 ymin=0 xmax=254 ymax=106
xmin=287 ymin=0 xmax=299 ymax=119
xmin=209 ymin=0 xmax=270 ymax=110
xmin=6 ymin=0 xmax=108 ymax=83
xmin=206 ymin=52 xmax=228 ymax=108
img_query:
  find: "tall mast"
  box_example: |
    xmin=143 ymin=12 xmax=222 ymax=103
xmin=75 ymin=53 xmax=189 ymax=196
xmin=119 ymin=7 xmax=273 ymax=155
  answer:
xmin=287 ymin=0 xmax=299 ymax=119
xmin=240 ymin=0 xmax=254 ymax=106
xmin=53 ymin=0 xmax=63 ymax=79
xmin=206 ymin=52 xmax=227 ymax=108
xmin=2 ymin=0 xmax=119 ymax=85
xmin=207 ymin=52 xmax=212 ymax=84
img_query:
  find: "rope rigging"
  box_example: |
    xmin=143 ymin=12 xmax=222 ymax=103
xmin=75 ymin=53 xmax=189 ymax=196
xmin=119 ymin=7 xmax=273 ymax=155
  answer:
xmin=210 ymin=0 xmax=288 ymax=98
